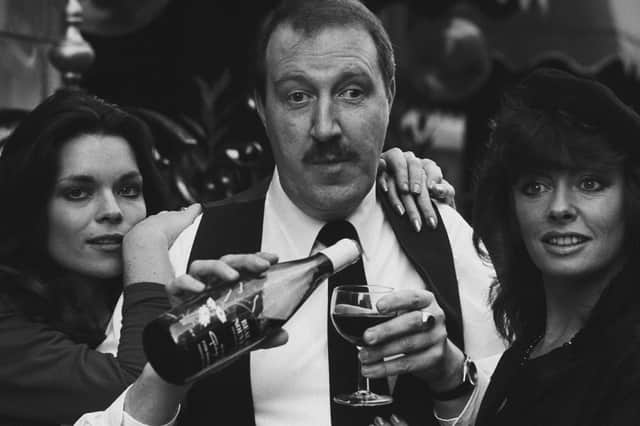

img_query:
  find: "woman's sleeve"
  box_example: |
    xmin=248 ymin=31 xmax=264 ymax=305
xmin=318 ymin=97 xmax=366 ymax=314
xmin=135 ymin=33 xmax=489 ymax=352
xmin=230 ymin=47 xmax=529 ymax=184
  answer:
xmin=0 ymin=282 xmax=169 ymax=424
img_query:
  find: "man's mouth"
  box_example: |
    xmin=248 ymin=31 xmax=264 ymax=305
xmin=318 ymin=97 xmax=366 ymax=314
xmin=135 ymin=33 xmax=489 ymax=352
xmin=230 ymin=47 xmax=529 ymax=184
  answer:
xmin=308 ymin=155 xmax=351 ymax=165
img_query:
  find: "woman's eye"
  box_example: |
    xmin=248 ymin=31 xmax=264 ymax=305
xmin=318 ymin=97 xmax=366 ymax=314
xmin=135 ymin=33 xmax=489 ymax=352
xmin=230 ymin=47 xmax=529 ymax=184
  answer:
xmin=520 ymin=181 xmax=547 ymax=196
xmin=119 ymin=183 xmax=142 ymax=198
xmin=579 ymin=177 xmax=604 ymax=192
xmin=64 ymin=187 xmax=89 ymax=200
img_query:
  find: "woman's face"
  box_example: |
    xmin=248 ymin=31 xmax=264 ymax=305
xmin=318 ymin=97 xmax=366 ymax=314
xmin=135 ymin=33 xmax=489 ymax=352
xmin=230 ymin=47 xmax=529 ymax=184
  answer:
xmin=47 ymin=134 xmax=147 ymax=279
xmin=513 ymin=168 xmax=626 ymax=281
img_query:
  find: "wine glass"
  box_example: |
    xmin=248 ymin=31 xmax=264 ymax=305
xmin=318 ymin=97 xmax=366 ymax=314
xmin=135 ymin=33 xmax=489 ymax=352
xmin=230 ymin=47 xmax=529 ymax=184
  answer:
xmin=330 ymin=285 xmax=395 ymax=406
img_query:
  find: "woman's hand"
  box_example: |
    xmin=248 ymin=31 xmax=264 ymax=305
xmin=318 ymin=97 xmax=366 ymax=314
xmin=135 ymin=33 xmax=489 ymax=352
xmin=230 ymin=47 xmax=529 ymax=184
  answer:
xmin=378 ymin=148 xmax=456 ymax=231
xmin=369 ymin=414 xmax=408 ymax=426
xmin=123 ymin=204 xmax=202 ymax=286
xmin=125 ymin=203 xmax=202 ymax=250
xmin=358 ymin=289 xmax=465 ymax=393
xmin=168 ymin=252 xmax=288 ymax=349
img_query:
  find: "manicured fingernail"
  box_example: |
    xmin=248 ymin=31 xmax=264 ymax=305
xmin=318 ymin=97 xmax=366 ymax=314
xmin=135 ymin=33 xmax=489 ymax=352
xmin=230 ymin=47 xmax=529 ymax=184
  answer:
xmin=412 ymin=183 xmax=421 ymax=194
xmin=428 ymin=217 xmax=437 ymax=229
xmin=391 ymin=414 xmax=401 ymax=424
xmin=381 ymin=179 xmax=389 ymax=192
xmin=400 ymin=182 xmax=409 ymax=192
xmin=395 ymin=204 xmax=405 ymax=215
xmin=412 ymin=218 xmax=422 ymax=232
xmin=375 ymin=417 xmax=385 ymax=426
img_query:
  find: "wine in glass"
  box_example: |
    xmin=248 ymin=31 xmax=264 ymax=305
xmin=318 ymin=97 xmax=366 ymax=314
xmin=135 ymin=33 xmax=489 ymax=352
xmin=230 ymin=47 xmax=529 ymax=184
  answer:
xmin=330 ymin=285 xmax=395 ymax=406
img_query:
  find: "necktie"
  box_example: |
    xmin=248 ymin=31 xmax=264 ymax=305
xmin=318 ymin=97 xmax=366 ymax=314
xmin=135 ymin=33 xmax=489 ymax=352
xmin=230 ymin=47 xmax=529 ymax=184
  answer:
xmin=317 ymin=221 xmax=391 ymax=425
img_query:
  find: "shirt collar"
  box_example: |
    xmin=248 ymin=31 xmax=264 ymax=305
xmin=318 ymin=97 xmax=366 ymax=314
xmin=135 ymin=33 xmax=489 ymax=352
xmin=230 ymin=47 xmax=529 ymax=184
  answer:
xmin=266 ymin=168 xmax=382 ymax=260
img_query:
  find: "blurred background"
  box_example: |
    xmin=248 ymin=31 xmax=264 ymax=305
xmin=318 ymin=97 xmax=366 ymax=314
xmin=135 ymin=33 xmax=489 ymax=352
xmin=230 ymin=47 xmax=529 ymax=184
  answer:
xmin=1 ymin=0 xmax=639 ymax=217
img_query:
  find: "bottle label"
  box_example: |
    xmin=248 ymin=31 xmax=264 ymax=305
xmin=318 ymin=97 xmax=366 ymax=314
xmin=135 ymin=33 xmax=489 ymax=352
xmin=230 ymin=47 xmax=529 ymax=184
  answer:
xmin=173 ymin=285 xmax=265 ymax=371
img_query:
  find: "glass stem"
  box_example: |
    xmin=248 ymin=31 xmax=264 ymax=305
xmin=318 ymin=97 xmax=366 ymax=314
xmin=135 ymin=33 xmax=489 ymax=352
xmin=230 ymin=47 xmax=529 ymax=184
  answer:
xmin=356 ymin=346 xmax=370 ymax=394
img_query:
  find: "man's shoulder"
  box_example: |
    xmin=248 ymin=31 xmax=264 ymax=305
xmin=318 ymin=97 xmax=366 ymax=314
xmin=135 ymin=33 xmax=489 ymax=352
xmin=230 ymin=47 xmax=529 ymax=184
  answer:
xmin=202 ymin=178 xmax=270 ymax=211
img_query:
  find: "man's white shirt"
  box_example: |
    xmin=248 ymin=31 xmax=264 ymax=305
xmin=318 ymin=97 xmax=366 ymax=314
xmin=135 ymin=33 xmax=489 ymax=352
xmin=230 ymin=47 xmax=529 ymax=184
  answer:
xmin=169 ymin=169 xmax=504 ymax=426
xmin=75 ymin=168 xmax=504 ymax=426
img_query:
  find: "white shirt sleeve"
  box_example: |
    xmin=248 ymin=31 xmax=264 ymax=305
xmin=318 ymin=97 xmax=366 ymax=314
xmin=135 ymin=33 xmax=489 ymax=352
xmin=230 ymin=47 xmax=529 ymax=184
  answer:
xmin=433 ymin=354 xmax=501 ymax=426
xmin=73 ymin=386 xmax=180 ymax=426
xmin=73 ymin=215 xmax=203 ymax=426
xmin=168 ymin=214 xmax=202 ymax=277
xmin=438 ymin=204 xmax=506 ymax=361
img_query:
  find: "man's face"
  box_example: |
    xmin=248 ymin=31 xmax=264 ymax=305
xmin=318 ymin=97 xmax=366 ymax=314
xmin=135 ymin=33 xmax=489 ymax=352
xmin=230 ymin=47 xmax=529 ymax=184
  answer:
xmin=257 ymin=24 xmax=393 ymax=220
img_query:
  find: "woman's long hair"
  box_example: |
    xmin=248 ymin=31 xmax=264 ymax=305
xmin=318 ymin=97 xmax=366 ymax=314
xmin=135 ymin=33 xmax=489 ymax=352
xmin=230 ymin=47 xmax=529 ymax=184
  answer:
xmin=472 ymin=70 xmax=640 ymax=343
xmin=0 ymin=89 xmax=170 ymax=346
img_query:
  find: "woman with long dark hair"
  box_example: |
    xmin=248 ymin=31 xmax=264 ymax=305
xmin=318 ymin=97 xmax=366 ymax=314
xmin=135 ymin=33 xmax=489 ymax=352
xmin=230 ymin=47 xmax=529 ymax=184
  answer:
xmin=470 ymin=68 xmax=640 ymax=425
xmin=374 ymin=68 xmax=640 ymax=426
xmin=0 ymin=89 xmax=181 ymax=425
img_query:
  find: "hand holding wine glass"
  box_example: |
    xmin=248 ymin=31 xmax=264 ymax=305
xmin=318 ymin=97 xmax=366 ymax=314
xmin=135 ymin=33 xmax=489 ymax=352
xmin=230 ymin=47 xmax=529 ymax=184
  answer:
xmin=357 ymin=288 xmax=466 ymax=394
xmin=330 ymin=285 xmax=396 ymax=406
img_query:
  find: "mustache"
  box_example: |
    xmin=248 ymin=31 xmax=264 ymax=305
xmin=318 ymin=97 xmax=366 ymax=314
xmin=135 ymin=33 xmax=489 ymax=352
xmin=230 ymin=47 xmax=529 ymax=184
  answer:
xmin=302 ymin=141 xmax=360 ymax=164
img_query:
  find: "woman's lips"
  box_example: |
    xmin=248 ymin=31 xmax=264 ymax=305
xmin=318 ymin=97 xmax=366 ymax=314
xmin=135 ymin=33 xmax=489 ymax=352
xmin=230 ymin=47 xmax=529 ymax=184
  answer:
xmin=86 ymin=234 xmax=123 ymax=251
xmin=541 ymin=232 xmax=591 ymax=254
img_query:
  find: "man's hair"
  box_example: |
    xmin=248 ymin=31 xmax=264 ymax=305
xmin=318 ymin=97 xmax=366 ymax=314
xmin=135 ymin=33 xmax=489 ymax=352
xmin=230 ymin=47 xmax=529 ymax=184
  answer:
xmin=471 ymin=68 xmax=640 ymax=343
xmin=252 ymin=0 xmax=396 ymax=100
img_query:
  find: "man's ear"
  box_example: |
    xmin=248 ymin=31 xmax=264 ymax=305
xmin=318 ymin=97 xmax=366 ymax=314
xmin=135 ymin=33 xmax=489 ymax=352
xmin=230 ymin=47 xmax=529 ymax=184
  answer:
xmin=387 ymin=77 xmax=396 ymax=108
xmin=254 ymin=91 xmax=267 ymax=129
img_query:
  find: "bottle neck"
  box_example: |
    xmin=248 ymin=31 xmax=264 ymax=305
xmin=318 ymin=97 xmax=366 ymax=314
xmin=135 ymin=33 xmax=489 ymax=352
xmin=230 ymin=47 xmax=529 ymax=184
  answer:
xmin=313 ymin=252 xmax=336 ymax=279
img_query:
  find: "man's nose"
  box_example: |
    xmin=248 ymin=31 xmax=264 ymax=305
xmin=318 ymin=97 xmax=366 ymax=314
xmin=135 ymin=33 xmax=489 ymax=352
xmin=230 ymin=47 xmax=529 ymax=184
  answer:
xmin=309 ymin=98 xmax=341 ymax=142
xmin=547 ymin=186 xmax=577 ymax=223
xmin=96 ymin=191 xmax=124 ymax=224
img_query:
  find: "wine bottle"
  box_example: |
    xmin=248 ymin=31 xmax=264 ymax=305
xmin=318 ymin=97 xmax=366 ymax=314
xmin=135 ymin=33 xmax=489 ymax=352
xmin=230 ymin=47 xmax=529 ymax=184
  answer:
xmin=143 ymin=238 xmax=361 ymax=385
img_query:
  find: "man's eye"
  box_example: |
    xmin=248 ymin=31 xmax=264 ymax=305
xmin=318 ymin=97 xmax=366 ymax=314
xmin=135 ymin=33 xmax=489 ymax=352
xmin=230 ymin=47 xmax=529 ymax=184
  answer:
xmin=287 ymin=91 xmax=309 ymax=104
xmin=340 ymin=88 xmax=363 ymax=100
xmin=579 ymin=177 xmax=604 ymax=192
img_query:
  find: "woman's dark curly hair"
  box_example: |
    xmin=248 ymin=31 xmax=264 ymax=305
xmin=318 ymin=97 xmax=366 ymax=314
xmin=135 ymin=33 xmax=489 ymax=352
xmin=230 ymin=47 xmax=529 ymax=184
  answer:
xmin=472 ymin=68 xmax=640 ymax=343
xmin=0 ymin=89 xmax=170 ymax=346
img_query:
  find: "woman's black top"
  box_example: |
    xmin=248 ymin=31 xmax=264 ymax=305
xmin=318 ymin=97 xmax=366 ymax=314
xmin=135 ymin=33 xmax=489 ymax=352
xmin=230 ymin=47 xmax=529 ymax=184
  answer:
xmin=476 ymin=263 xmax=640 ymax=426
xmin=0 ymin=282 xmax=170 ymax=426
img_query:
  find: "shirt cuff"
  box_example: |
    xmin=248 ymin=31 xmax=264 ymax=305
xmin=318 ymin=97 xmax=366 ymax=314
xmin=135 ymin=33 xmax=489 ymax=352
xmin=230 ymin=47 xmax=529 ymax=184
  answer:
xmin=432 ymin=355 xmax=494 ymax=426
xmin=73 ymin=385 xmax=180 ymax=426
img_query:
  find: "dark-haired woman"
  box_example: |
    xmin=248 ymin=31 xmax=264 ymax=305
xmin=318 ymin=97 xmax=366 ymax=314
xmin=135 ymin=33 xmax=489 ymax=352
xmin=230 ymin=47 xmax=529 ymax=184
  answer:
xmin=403 ymin=68 xmax=640 ymax=426
xmin=0 ymin=89 xmax=197 ymax=425
xmin=471 ymin=68 xmax=640 ymax=426
xmin=375 ymin=68 xmax=640 ymax=426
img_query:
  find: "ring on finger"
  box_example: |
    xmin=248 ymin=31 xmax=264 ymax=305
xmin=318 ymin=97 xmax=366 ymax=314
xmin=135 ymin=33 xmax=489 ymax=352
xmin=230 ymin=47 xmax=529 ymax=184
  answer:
xmin=421 ymin=311 xmax=435 ymax=329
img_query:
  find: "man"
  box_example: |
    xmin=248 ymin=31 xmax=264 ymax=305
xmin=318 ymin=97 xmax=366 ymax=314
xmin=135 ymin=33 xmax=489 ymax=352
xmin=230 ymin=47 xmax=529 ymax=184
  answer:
xmin=79 ymin=1 xmax=503 ymax=425
xmin=171 ymin=1 xmax=502 ymax=424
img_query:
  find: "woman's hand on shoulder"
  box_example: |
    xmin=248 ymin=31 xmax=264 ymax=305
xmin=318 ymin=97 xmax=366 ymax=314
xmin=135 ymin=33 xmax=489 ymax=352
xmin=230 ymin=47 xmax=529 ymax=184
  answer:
xmin=368 ymin=414 xmax=408 ymax=426
xmin=378 ymin=148 xmax=456 ymax=232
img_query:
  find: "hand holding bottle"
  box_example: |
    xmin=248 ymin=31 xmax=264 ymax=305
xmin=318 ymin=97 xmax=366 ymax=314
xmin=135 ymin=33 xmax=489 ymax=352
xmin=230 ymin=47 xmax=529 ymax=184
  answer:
xmin=167 ymin=252 xmax=289 ymax=349
xmin=143 ymin=239 xmax=361 ymax=384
